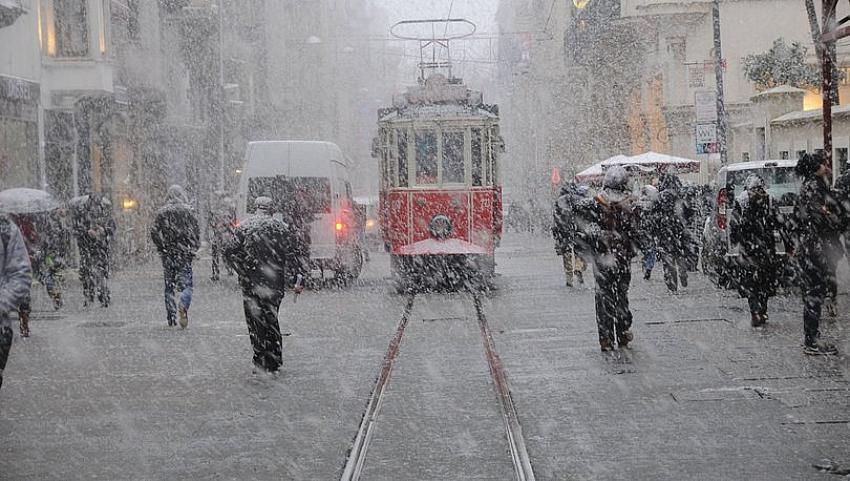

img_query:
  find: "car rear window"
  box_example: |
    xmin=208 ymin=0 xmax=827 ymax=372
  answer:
xmin=248 ymin=176 xmax=332 ymax=214
xmin=726 ymin=167 xmax=801 ymax=205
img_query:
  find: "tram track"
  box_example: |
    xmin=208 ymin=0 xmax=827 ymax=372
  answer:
xmin=339 ymin=292 xmax=536 ymax=481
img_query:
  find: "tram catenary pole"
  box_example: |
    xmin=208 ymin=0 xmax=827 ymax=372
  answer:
xmin=822 ymin=0 xmax=838 ymax=180
xmin=712 ymin=0 xmax=728 ymax=166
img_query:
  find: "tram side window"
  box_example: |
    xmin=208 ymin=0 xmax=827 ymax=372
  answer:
xmin=471 ymin=128 xmax=483 ymax=186
xmin=397 ymin=129 xmax=409 ymax=187
xmin=442 ymin=131 xmax=465 ymax=184
xmin=415 ymin=130 xmax=438 ymax=184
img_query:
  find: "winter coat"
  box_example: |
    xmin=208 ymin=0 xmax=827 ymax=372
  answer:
xmin=796 ymin=176 xmax=842 ymax=258
xmin=150 ymin=187 xmax=200 ymax=264
xmin=579 ymin=189 xmax=639 ymax=269
xmin=730 ymin=190 xmax=783 ymax=298
xmin=552 ymin=192 xmax=578 ymax=255
xmin=72 ymin=195 xmax=115 ymax=260
xmin=653 ymin=186 xmax=689 ymax=257
xmin=0 ymin=215 xmax=32 ymax=325
xmin=224 ymin=212 xmax=307 ymax=297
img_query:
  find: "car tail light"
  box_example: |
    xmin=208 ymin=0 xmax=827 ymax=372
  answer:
xmin=716 ymin=188 xmax=727 ymax=230
xmin=335 ymin=221 xmax=344 ymax=232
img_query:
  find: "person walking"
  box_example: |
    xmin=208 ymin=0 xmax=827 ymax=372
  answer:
xmin=150 ymin=185 xmax=200 ymax=328
xmin=654 ymin=173 xmax=689 ymax=293
xmin=553 ymin=181 xmax=587 ymax=287
xmin=730 ymin=175 xmax=785 ymax=327
xmin=224 ymin=197 xmax=307 ymax=375
xmin=637 ymin=184 xmax=660 ymax=280
xmin=0 ymin=214 xmax=32 ymax=390
xmin=794 ymin=153 xmax=840 ymax=355
xmin=72 ymin=193 xmax=115 ymax=307
xmin=207 ymin=191 xmax=236 ymax=282
xmin=579 ymin=166 xmax=639 ymax=352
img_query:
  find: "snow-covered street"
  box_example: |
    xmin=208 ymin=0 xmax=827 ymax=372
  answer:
xmin=1 ymin=232 xmax=848 ymax=480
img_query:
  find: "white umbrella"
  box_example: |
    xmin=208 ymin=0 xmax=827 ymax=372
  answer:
xmin=0 ymin=188 xmax=59 ymax=214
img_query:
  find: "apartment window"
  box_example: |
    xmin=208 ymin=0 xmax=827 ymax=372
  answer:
xmin=796 ymin=150 xmax=807 ymax=160
xmin=779 ymin=151 xmax=789 ymax=160
xmin=53 ymin=0 xmax=89 ymax=57
xmin=741 ymin=152 xmax=750 ymax=162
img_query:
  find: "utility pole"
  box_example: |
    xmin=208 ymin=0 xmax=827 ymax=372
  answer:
xmin=822 ymin=0 xmax=837 ymax=176
xmin=712 ymin=0 xmax=728 ymax=166
xmin=217 ymin=0 xmax=226 ymax=191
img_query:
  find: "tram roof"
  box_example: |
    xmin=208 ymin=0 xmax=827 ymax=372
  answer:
xmin=378 ymin=104 xmax=498 ymax=123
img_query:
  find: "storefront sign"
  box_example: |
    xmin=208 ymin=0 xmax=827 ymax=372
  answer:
xmin=695 ymin=90 xmax=717 ymax=123
xmin=695 ymin=123 xmax=719 ymax=154
xmin=0 ymin=75 xmax=39 ymax=103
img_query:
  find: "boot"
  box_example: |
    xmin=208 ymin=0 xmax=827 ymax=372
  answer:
xmin=643 ymin=270 xmax=651 ymax=281
xmin=599 ymin=337 xmax=614 ymax=352
xmin=19 ymin=312 xmax=30 ymax=338
xmin=574 ymin=271 xmax=584 ymax=285
xmin=617 ymin=330 xmax=634 ymax=349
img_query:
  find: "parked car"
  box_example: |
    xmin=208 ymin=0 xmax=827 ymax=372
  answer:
xmin=701 ymin=159 xmax=801 ymax=289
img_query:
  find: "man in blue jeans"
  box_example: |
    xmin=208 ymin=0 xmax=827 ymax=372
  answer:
xmin=150 ymin=185 xmax=200 ymax=328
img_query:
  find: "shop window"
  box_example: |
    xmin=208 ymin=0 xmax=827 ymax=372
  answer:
xmin=53 ymin=0 xmax=89 ymax=57
xmin=471 ymin=128 xmax=483 ymax=186
xmin=396 ymin=129 xmax=408 ymax=187
xmin=415 ymin=130 xmax=437 ymax=185
xmin=442 ymin=131 xmax=465 ymax=184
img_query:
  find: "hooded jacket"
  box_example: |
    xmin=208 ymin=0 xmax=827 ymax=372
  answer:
xmin=150 ymin=185 xmax=200 ymax=263
xmin=0 ymin=215 xmax=32 ymax=326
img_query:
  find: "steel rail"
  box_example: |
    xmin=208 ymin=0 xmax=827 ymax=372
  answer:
xmin=339 ymin=294 xmax=416 ymax=481
xmin=473 ymin=295 xmax=537 ymax=481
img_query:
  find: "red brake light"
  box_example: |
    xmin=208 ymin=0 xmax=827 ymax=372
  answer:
xmin=716 ymin=188 xmax=727 ymax=230
xmin=335 ymin=222 xmax=344 ymax=231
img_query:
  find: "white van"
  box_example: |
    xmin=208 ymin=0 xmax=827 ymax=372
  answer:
xmin=236 ymin=141 xmax=363 ymax=282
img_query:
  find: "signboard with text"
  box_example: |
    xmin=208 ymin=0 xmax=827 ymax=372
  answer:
xmin=695 ymin=91 xmax=717 ymax=123
xmin=695 ymin=123 xmax=719 ymax=154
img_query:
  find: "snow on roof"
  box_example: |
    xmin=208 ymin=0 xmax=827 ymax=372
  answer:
xmin=720 ymin=159 xmax=799 ymax=172
xmin=751 ymin=85 xmax=807 ymax=100
xmin=772 ymin=103 xmax=850 ymax=124
xmin=602 ymin=151 xmax=699 ymax=167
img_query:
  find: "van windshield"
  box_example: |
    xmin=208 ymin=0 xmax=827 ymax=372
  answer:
xmin=726 ymin=167 xmax=801 ymax=205
xmin=248 ymin=176 xmax=332 ymax=215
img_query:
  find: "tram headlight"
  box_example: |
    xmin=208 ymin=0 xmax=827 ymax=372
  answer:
xmin=428 ymin=214 xmax=454 ymax=240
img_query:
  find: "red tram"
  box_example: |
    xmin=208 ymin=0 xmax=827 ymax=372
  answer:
xmin=374 ymin=72 xmax=504 ymax=287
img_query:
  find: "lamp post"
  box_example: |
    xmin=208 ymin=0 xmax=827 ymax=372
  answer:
xmin=711 ymin=0 xmax=728 ymax=166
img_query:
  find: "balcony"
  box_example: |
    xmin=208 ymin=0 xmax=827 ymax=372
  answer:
xmin=41 ymin=58 xmax=113 ymax=108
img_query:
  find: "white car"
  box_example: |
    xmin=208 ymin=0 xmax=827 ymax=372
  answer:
xmin=236 ymin=141 xmax=363 ymax=282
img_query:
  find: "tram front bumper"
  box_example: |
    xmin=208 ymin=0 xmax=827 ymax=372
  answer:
xmin=397 ymin=238 xmax=490 ymax=256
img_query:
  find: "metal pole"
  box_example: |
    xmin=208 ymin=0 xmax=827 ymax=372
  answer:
xmin=218 ymin=0 xmax=226 ymax=191
xmin=712 ymin=0 xmax=728 ymax=166
xmin=822 ymin=0 xmax=836 ymax=178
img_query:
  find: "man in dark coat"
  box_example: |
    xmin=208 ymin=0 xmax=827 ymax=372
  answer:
xmin=72 ymin=193 xmax=115 ymax=307
xmin=207 ymin=191 xmax=236 ymax=282
xmin=654 ymin=173 xmax=689 ymax=293
xmin=553 ymin=181 xmax=587 ymax=287
xmin=150 ymin=185 xmax=200 ymax=328
xmin=579 ymin=166 xmax=639 ymax=351
xmin=730 ymin=175 xmax=785 ymax=327
xmin=794 ymin=153 xmax=839 ymax=355
xmin=224 ymin=197 xmax=307 ymax=375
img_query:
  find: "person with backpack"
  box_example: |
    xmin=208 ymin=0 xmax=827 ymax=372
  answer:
xmin=794 ymin=153 xmax=840 ymax=355
xmin=0 ymin=215 xmax=32 ymax=390
xmin=71 ymin=193 xmax=115 ymax=307
xmin=578 ymin=166 xmax=640 ymax=352
xmin=150 ymin=185 xmax=200 ymax=329
xmin=224 ymin=196 xmax=307 ymax=375
xmin=553 ymin=181 xmax=587 ymax=287
xmin=654 ymin=173 xmax=690 ymax=293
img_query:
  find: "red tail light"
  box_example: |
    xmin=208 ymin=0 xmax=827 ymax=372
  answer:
xmin=335 ymin=222 xmax=344 ymax=232
xmin=716 ymin=188 xmax=727 ymax=230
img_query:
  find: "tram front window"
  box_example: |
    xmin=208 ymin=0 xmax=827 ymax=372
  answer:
xmin=415 ymin=130 xmax=438 ymax=184
xmin=442 ymin=131 xmax=465 ymax=184
xmin=397 ymin=129 xmax=409 ymax=187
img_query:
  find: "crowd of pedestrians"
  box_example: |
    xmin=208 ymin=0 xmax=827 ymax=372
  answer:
xmin=553 ymin=153 xmax=845 ymax=356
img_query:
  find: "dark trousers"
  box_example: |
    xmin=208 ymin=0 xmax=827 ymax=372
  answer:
xmin=243 ymin=292 xmax=284 ymax=372
xmin=661 ymin=252 xmax=688 ymax=292
xmin=80 ymin=244 xmax=110 ymax=305
xmin=162 ymin=258 xmax=193 ymax=325
xmin=593 ymin=263 xmax=633 ymax=343
xmin=801 ymin=253 xmax=828 ymax=346
xmin=747 ymin=291 xmax=769 ymax=317
xmin=0 ymin=325 xmax=12 ymax=390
